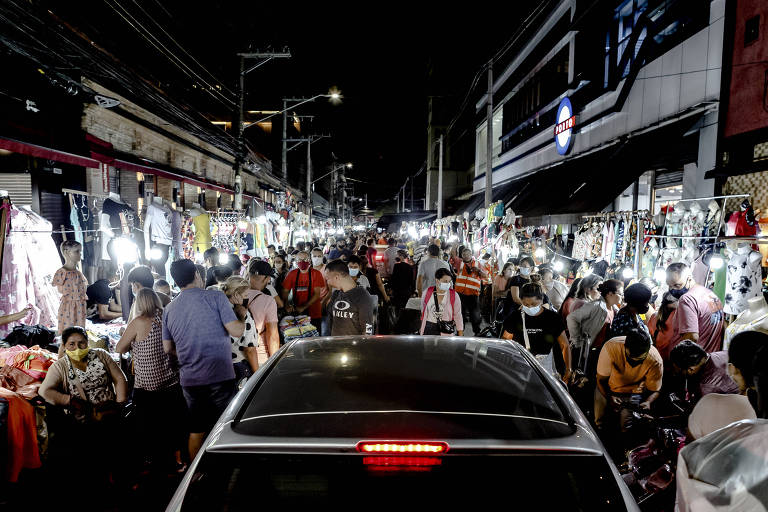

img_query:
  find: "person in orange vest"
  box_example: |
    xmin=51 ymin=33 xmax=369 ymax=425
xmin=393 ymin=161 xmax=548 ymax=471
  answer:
xmin=454 ymin=248 xmax=489 ymax=335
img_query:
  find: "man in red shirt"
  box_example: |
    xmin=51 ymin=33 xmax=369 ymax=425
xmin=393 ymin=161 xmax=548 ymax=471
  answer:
xmin=281 ymin=251 xmax=326 ymax=331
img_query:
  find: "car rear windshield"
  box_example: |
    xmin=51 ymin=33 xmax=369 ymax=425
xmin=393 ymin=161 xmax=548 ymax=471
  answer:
xmin=180 ymin=453 xmax=626 ymax=510
xmin=236 ymin=338 xmax=572 ymax=438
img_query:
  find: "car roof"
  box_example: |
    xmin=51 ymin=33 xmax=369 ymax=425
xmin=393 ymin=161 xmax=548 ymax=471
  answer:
xmin=210 ymin=336 xmax=605 ymax=453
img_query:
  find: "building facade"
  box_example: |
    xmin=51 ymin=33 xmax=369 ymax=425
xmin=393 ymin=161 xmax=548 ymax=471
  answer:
xmin=473 ymin=0 xmax=726 ymax=224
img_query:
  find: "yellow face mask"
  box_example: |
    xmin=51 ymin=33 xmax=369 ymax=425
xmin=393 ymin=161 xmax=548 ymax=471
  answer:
xmin=66 ymin=347 xmax=90 ymax=361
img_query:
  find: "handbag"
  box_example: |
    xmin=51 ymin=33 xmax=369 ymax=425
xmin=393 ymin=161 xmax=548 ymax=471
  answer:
xmin=69 ymin=359 xmax=121 ymax=423
xmin=433 ymin=290 xmax=456 ymax=334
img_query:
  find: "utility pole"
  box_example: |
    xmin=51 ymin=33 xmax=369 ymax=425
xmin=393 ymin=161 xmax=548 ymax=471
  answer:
xmin=437 ymin=134 xmax=444 ymax=218
xmin=235 ymin=49 xmax=291 ymax=210
xmin=306 ymin=140 xmax=312 ymax=225
xmin=281 ymin=99 xmax=288 ymax=182
xmin=331 ymin=165 xmax=337 ymax=220
xmin=485 ymin=62 xmax=494 ymax=208
xmin=410 ymin=175 xmax=414 ymax=211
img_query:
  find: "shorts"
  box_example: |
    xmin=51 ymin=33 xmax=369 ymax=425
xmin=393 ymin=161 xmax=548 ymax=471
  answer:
xmin=182 ymin=379 xmax=236 ymax=434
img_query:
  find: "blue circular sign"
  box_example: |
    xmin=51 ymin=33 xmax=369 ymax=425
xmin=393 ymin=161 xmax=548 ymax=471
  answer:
xmin=554 ymin=97 xmax=575 ymax=155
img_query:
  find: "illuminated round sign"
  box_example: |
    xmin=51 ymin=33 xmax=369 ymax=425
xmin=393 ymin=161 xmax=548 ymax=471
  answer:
xmin=554 ymin=97 xmax=575 ymax=155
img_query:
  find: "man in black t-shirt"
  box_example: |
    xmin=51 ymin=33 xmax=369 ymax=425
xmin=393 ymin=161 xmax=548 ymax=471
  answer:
xmin=324 ymin=260 xmax=375 ymax=336
xmin=502 ymin=307 xmax=566 ymax=356
xmin=501 ymin=282 xmax=572 ymax=383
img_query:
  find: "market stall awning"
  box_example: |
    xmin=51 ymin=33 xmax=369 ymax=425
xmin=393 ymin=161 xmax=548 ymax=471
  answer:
xmin=500 ymin=113 xmax=702 ymax=225
xmin=0 ymin=136 xmax=100 ymax=168
xmin=452 ymin=179 xmax=523 ymax=217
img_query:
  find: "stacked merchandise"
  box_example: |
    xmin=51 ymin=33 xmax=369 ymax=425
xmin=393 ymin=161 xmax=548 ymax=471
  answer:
xmin=279 ymin=315 xmax=319 ymax=342
xmin=0 ymin=343 xmax=58 ymax=482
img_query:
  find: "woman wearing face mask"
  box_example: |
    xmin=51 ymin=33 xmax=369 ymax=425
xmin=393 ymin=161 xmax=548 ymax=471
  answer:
xmin=566 ymin=279 xmax=624 ymax=380
xmin=647 ymin=292 xmax=680 ymax=363
xmin=419 ymin=268 xmax=463 ymax=336
xmin=606 ymin=283 xmax=653 ymax=341
xmin=507 ymin=256 xmax=535 ymax=306
xmin=539 ymin=265 xmax=569 ymax=311
xmin=559 ymin=277 xmax=583 ymax=324
xmin=39 ymin=326 xmax=129 ymax=484
xmin=494 ymin=263 xmax=515 ymax=300
xmin=501 ymin=282 xmax=572 ymax=383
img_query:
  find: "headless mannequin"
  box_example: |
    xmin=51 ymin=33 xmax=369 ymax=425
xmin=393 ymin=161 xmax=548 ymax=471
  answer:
xmin=189 ymin=203 xmax=205 ymax=217
xmin=725 ymin=296 xmax=768 ymax=350
xmin=102 ymin=192 xmax=135 ymax=276
xmin=145 ymin=196 xmax=171 ymax=277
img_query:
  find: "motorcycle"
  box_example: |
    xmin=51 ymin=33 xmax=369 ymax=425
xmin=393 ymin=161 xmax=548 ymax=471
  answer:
xmin=619 ymin=393 xmax=690 ymax=511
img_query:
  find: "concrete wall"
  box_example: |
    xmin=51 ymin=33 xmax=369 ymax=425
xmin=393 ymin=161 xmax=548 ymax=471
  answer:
xmin=82 ymin=79 xmax=302 ymax=201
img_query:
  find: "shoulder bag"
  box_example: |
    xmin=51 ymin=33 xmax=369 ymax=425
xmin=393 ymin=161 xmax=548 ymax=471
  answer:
xmin=433 ymin=290 xmax=456 ymax=335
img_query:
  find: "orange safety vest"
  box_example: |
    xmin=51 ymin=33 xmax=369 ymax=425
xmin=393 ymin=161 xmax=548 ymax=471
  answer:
xmin=455 ymin=260 xmax=482 ymax=296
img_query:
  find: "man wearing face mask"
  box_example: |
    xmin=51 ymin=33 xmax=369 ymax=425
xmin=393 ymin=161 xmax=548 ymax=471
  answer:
xmin=311 ymin=247 xmax=326 ymax=273
xmin=455 ymin=248 xmax=489 ymax=335
xmin=595 ymin=328 xmax=663 ymax=435
xmin=666 ymin=262 xmax=724 ymax=353
xmin=281 ymin=251 xmax=326 ymax=331
xmin=325 ymin=260 xmax=374 ymax=336
xmin=606 ymin=283 xmax=653 ymax=341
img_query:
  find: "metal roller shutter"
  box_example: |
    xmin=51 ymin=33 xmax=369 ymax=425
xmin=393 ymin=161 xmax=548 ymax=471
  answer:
xmin=0 ymin=172 xmax=32 ymax=206
xmin=120 ymin=170 xmax=140 ymax=213
xmin=655 ymin=170 xmax=683 ymax=187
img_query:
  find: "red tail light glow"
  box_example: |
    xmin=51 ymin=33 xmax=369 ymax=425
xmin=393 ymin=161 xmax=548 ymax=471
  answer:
xmin=356 ymin=441 xmax=449 ymax=454
xmin=363 ymin=457 xmax=442 ymax=471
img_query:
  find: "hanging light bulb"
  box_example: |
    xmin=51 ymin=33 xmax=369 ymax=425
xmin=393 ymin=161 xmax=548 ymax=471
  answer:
xmin=553 ymin=260 xmax=565 ymax=273
xmin=654 ymin=268 xmax=667 ymax=282
xmin=709 ymin=254 xmax=725 ymax=270
xmin=150 ymin=247 xmax=163 ymax=261
xmin=622 ymin=267 xmax=635 ymax=279
xmin=218 ymin=253 xmax=230 ymax=265
xmin=534 ymin=247 xmax=546 ymax=259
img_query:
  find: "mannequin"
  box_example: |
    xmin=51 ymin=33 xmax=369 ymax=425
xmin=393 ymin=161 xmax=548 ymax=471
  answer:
xmin=724 ymin=295 xmax=768 ymax=350
xmin=723 ymin=242 xmax=762 ymax=316
xmin=101 ymin=192 xmax=137 ymax=266
xmin=144 ymin=196 xmax=172 ymax=277
xmin=189 ymin=202 xmax=211 ymax=257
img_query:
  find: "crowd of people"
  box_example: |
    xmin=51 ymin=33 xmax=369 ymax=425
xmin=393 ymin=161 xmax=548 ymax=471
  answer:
xmin=33 ymin=230 xmax=768 ymax=507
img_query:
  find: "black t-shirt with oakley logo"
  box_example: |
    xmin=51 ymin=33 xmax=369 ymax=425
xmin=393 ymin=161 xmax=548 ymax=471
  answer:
xmin=329 ymin=287 xmax=375 ymax=336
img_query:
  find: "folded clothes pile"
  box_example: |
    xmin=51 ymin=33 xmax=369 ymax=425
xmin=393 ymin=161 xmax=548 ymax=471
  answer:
xmin=279 ymin=315 xmax=319 ymax=341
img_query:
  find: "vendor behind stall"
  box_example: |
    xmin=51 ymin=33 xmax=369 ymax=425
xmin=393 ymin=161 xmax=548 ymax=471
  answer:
xmin=86 ymin=279 xmax=123 ymax=323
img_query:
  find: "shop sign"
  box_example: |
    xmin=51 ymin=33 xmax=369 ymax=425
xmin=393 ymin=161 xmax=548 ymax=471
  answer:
xmin=554 ymin=97 xmax=575 ymax=155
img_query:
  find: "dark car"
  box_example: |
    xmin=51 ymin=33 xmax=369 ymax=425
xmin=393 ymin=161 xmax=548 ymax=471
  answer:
xmin=166 ymin=336 xmax=639 ymax=510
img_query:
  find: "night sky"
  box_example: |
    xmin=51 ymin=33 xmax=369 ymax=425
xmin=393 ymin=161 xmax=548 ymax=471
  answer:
xmin=43 ymin=1 xmax=541 ymax=205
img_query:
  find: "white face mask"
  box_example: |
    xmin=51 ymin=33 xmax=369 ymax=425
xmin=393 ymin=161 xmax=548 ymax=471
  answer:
xmin=519 ymin=267 xmax=531 ymax=276
xmin=349 ymin=268 xmax=360 ymax=277
xmin=438 ymin=281 xmax=451 ymax=291
xmin=522 ymin=304 xmax=541 ymax=316
xmin=311 ymin=256 xmax=323 ymax=266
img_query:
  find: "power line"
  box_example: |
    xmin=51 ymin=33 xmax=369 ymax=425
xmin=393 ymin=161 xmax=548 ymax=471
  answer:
xmin=103 ymin=0 xmax=236 ymax=109
xmin=128 ymin=0 xmax=238 ymax=98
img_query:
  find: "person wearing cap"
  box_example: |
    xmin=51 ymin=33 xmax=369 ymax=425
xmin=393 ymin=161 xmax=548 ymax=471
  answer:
xmin=246 ymin=259 xmax=280 ymax=366
xmin=606 ymin=283 xmax=653 ymax=341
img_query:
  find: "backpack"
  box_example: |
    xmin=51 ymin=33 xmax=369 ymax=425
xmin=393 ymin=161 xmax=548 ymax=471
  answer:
xmin=420 ymin=286 xmax=456 ymax=322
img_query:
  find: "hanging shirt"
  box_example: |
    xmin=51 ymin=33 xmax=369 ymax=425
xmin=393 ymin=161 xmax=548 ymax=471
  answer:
xmin=723 ymin=246 xmax=762 ymax=316
xmin=147 ymin=203 xmax=173 ymax=245
xmin=102 ymin=198 xmax=136 ymax=235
